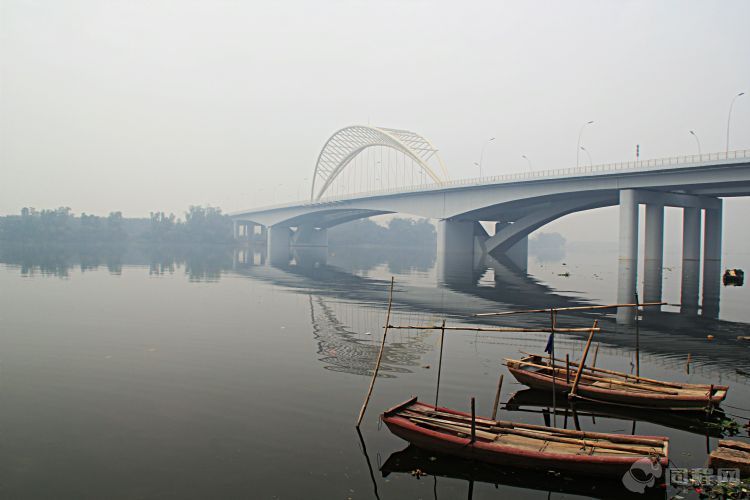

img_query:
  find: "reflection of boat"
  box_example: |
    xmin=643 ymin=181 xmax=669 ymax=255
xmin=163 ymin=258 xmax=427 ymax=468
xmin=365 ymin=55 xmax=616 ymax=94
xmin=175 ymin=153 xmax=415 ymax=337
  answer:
xmin=382 ymin=397 xmax=668 ymax=477
xmin=381 ymin=445 xmax=666 ymax=500
xmin=506 ymin=389 xmax=730 ymax=438
xmin=506 ymin=354 xmax=728 ymax=411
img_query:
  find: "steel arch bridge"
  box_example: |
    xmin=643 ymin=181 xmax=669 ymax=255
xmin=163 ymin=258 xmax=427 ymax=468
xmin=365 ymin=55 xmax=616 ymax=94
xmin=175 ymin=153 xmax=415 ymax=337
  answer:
xmin=310 ymin=125 xmax=448 ymax=201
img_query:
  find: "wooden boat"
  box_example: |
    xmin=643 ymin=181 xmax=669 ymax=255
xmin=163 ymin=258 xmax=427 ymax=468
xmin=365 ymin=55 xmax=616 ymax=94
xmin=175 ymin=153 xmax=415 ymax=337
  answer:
xmin=506 ymin=354 xmax=728 ymax=411
xmin=381 ymin=397 xmax=669 ymax=477
xmin=709 ymin=440 xmax=750 ymax=476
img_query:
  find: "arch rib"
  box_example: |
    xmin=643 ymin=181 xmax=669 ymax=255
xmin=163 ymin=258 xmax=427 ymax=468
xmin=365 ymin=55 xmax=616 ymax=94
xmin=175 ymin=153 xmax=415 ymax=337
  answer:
xmin=310 ymin=125 xmax=447 ymax=201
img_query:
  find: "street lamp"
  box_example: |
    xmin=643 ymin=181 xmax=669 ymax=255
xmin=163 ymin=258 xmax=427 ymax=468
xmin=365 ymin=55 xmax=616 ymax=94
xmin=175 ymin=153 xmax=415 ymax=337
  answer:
xmin=580 ymin=146 xmax=593 ymax=167
xmin=726 ymin=92 xmax=745 ymax=153
xmin=689 ymin=130 xmax=702 ymax=156
xmin=576 ymin=120 xmax=594 ymax=168
xmin=476 ymin=137 xmax=495 ymax=178
xmin=522 ymin=155 xmax=532 ymax=171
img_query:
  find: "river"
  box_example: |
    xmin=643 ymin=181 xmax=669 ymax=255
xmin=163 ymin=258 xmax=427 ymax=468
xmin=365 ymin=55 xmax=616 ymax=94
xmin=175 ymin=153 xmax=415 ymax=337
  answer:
xmin=1 ymin=242 xmax=748 ymax=499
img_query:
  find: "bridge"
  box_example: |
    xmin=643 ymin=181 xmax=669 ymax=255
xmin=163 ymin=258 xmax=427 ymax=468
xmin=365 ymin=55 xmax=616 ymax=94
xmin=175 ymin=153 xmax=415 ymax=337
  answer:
xmin=231 ymin=125 xmax=750 ymax=323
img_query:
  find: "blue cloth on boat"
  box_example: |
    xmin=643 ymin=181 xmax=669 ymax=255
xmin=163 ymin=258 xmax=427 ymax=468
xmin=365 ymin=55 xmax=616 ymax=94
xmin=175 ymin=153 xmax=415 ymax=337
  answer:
xmin=544 ymin=332 xmax=554 ymax=354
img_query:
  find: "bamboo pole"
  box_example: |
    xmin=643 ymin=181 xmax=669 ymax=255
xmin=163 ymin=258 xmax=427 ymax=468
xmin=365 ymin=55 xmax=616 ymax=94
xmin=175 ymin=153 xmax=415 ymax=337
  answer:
xmin=385 ymin=325 xmax=599 ymax=333
xmin=474 ymin=302 xmax=666 ymax=317
xmin=591 ymin=342 xmax=600 ymax=425
xmin=356 ymin=277 xmax=395 ymax=427
xmin=470 ymin=397 xmax=476 ymax=443
xmin=565 ymin=354 xmax=570 ymax=384
xmin=568 ymin=320 xmax=598 ymax=400
xmin=550 ymin=310 xmax=557 ymax=427
xmin=634 ymin=292 xmax=640 ymax=380
xmin=434 ymin=320 xmax=446 ymax=407
xmin=491 ymin=373 xmax=504 ymax=420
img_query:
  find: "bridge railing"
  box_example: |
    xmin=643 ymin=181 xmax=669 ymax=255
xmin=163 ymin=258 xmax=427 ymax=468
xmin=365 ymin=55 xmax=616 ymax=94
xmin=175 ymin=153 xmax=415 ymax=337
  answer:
xmin=234 ymin=149 xmax=750 ymax=214
xmin=316 ymin=148 xmax=750 ymax=201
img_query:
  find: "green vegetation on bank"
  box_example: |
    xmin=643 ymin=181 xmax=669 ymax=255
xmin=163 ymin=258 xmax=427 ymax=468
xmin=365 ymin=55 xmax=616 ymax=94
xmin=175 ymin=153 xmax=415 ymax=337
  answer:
xmin=0 ymin=206 xmax=234 ymax=244
xmin=0 ymin=207 xmax=436 ymax=247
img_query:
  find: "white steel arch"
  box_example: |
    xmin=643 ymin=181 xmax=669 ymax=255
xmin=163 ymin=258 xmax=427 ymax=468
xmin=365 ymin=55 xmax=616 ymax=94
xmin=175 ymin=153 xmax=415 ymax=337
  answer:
xmin=310 ymin=125 xmax=448 ymax=201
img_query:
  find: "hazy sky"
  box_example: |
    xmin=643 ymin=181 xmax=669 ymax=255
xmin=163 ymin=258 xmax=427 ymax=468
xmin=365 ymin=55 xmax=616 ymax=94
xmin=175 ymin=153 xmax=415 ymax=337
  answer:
xmin=1 ymin=0 xmax=749 ymax=242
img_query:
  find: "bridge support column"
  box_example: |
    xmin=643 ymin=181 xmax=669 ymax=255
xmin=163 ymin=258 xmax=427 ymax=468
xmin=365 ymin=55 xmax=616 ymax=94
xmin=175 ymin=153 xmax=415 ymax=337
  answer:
xmin=643 ymin=204 xmax=664 ymax=308
xmin=291 ymin=225 xmax=328 ymax=247
xmin=437 ymin=220 xmax=482 ymax=285
xmin=702 ymin=203 xmax=723 ymax=318
xmin=617 ymin=190 xmax=639 ymax=324
xmin=680 ymin=207 xmax=701 ymax=315
xmin=494 ymin=223 xmax=528 ymax=272
xmin=267 ymin=225 xmax=291 ymax=265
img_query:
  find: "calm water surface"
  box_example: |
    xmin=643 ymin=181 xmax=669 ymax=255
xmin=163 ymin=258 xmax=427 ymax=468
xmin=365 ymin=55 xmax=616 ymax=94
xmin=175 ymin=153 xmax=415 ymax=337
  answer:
xmin=1 ymin=243 xmax=749 ymax=499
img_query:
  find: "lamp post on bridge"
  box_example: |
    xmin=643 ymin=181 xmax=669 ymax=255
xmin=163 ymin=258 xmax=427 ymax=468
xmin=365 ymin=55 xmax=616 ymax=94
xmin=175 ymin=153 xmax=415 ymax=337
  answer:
xmin=522 ymin=155 xmax=532 ymax=171
xmin=475 ymin=137 xmax=495 ymax=178
xmin=689 ymin=130 xmax=702 ymax=156
xmin=580 ymin=146 xmax=593 ymax=167
xmin=726 ymin=92 xmax=745 ymax=153
xmin=576 ymin=120 xmax=594 ymax=168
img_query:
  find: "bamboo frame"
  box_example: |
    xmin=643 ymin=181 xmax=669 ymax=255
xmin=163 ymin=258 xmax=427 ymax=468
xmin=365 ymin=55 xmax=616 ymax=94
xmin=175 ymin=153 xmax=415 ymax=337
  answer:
xmin=474 ymin=301 xmax=666 ymax=317
xmin=385 ymin=325 xmax=600 ymax=333
xmin=569 ymin=320 xmax=598 ymax=399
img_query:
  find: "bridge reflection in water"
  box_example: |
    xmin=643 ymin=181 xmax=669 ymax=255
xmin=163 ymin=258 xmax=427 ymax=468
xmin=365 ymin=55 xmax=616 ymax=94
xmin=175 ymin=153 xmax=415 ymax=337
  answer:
xmin=232 ymin=243 xmax=750 ymax=377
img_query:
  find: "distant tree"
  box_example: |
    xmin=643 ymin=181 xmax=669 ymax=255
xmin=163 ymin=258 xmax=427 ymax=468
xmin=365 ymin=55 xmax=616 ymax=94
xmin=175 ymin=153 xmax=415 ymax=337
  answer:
xmin=328 ymin=217 xmax=436 ymax=247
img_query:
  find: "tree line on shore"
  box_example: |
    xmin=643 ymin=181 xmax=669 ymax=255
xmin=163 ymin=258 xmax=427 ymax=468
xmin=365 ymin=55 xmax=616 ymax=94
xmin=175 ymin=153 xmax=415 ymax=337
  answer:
xmin=0 ymin=206 xmax=234 ymax=244
xmin=0 ymin=206 xmax=437 ymax=246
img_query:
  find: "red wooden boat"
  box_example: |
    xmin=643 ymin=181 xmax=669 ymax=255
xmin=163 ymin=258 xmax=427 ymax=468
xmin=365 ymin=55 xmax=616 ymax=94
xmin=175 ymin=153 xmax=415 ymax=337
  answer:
xmin=382 ymin=397 xmax=669 ymax=477
xmin=506 ymin=354 xmax=728 ymax=411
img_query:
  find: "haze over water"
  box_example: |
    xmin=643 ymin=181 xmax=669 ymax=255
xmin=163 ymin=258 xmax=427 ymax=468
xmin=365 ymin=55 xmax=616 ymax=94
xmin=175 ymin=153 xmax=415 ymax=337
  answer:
xmin=1 ymin=243 xmax=748 ymax=499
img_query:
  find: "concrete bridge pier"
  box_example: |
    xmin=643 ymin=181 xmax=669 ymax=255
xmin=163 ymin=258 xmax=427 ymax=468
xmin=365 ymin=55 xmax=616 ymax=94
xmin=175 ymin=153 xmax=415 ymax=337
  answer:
xmin=643 ymin=203 xmax=664 ymax=309
xmin=233 ymin=220 xmax=265 ymax=241
xmin=291 ymin=246 xmax=328 ymax=269
xmin=267 ymin=225 xmax=291 ymax=265
xmin=267 ymin=224 xmax=327 ymax=265
xmin=437 ymin=220 xmax=529 ymax=285
xmin=493 ymin=223 xmax=528 ymax=273
xmin=290 ymin=225 xmax=328 ymax=247
xmin=617 ymin=190 xmax=725 ymax=323
xmin=233 ymin=246 xmax=267 ymax=268
xmin=702 ymin=203 xmax=723 ymax=318
xmin=680 ymin=207 xmax=702 ymax=316
xmin=617 ymin=190 xmax=639 ymax=324
xmin=436 ymin=220 xmax=483 ymax=285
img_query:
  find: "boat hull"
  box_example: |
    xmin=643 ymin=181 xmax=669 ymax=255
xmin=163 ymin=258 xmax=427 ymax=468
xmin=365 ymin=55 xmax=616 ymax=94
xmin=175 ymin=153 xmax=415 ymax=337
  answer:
xmin=507 ymin=359 xmax=728 ymax=411
xmin=382 ymin=400 xmax=669 ymax=477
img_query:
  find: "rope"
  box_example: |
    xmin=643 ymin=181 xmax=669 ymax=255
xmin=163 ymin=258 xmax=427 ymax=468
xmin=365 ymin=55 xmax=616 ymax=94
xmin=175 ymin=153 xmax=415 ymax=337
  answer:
xmin=723 ymin=403 xmax=750 ymax=413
